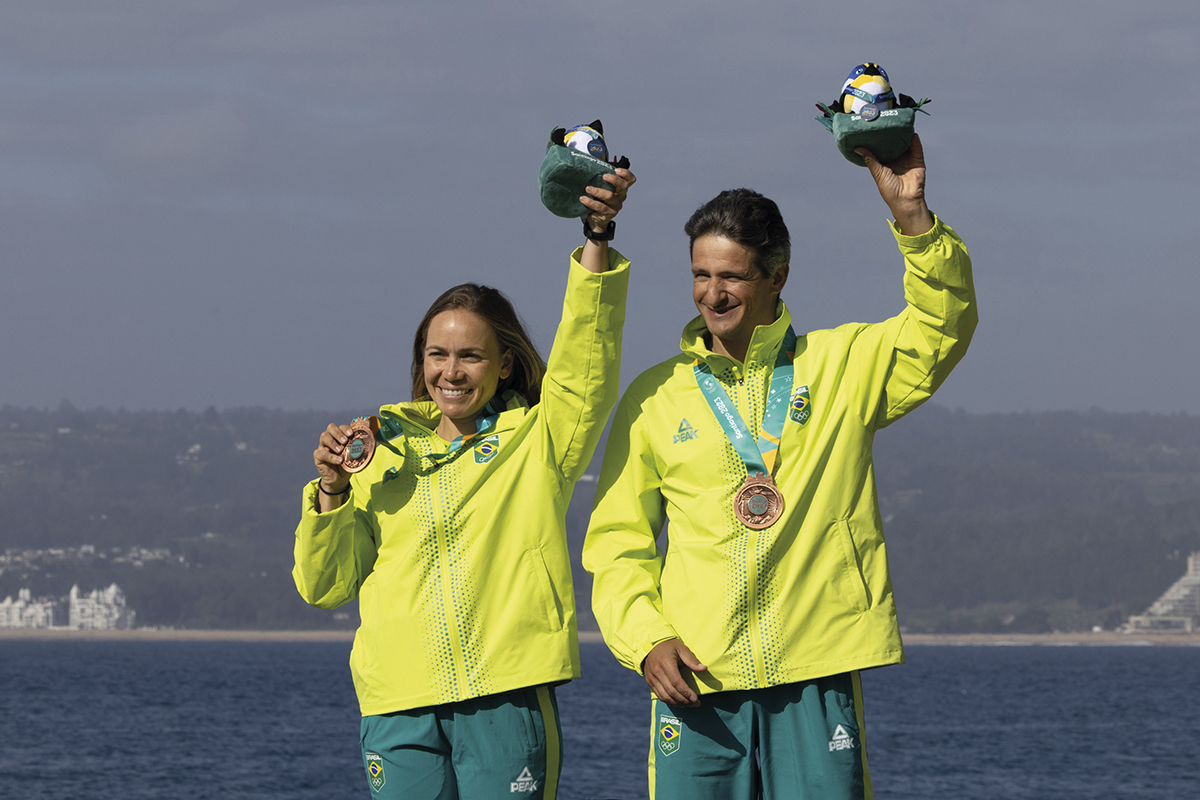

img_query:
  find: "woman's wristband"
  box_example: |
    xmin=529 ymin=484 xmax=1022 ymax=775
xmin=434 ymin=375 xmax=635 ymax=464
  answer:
xmin=318 ymin=480 xmax=350 ymax=496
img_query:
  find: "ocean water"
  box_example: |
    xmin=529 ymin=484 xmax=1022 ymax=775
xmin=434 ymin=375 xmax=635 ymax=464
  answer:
xmin=0 ymin=639 xmax=1196 ymax=799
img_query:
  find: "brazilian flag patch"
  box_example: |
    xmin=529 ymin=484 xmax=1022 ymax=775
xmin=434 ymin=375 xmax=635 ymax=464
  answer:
xmin=658 ymin=714 xmax=682 ymax=756
xmin=365 ymin=752 xmax=386 ymax=792
xmin=789 ymin=384 xmax=812 ymax=426
xmin=474 ymin=435 xmax=499 ymax=464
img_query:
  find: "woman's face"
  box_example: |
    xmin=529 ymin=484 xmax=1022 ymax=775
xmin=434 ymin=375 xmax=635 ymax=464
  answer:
xmin=423 ymin=309 xmax=513 ymax=437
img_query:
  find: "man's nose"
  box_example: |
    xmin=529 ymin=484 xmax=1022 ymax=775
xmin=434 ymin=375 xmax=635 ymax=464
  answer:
xmin=704 ymin=279 xmax=726 ymax=306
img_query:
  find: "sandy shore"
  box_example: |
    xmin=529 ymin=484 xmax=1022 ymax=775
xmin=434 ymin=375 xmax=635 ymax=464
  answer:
xmin=3 ymin=628 xmax=1198 ymax=646
xmin=0 ymin=628 xmax=357 ymax=642
xmin=900 ymin=631 xmax=1200 ymax=646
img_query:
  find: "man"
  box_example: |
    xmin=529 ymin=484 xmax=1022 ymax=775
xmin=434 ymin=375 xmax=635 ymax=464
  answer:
xmin=582 ymin=135 xmax=976 ymax=800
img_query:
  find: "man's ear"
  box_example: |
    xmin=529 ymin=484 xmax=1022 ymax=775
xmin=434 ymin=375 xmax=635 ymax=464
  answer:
xmin=771 ymin=263 xmax=790 ymax=296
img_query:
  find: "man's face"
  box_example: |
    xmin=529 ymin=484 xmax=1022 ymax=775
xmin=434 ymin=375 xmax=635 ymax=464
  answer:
xmin=691 ymin=235 xmax=788 ymax=357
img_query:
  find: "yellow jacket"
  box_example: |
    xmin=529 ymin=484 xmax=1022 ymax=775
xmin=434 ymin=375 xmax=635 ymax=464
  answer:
xmin=295 ymin=248 xmax=629 ymax=715
xmin=584 ymin=218 xmax=975 ymax=693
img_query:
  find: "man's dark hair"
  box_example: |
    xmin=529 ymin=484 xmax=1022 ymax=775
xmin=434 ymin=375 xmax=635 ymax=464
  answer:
xmin=684 ymin=188 xmax=791 ymax=278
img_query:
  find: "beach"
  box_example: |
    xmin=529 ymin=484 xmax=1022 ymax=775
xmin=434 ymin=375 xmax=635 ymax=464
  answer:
xmin=3 ymin=628 xmax=1199 ymax=646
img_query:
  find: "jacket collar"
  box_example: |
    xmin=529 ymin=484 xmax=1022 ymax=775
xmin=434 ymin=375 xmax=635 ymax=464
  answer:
xmin=679 ymin=300 xmax=793 ymax=375
xmin=379 ymin=391 xmax=528 ymax=441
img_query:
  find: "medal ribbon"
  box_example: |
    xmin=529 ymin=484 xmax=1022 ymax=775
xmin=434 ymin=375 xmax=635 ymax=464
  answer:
xmin=693 ymin=327 xmax=796 ymax=477
xmin=380 ymin=395 xmax=504 ymax=468
xmin=422 ymin=408 xmax=500 ymax=467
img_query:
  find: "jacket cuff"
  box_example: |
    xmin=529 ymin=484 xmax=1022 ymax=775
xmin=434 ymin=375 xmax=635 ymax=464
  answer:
xmin=634 ymin=630 xmax=682 ymax=676
xmin=302 ymin=478 xmax=355 ymax=519
xmin=569 ymin=245 xmax=632 ymax=276
xmin=890 ymin=212 xmax=945 ymax=250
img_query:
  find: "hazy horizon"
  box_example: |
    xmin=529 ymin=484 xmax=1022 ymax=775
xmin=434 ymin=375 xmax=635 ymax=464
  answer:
xmin=4 ymin=2 xmax=1197 ymax=415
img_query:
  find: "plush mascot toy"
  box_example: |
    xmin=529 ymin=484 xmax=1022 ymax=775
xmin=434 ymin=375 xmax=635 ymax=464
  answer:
xmin=539 ymin=119 xmax=630 ymax=218
xmin=816 ymin=63 xmax=930 ymax=167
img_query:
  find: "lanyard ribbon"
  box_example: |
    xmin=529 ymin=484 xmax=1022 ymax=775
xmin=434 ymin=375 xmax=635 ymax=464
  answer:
xmin=422 ymin=410 xmax=500 ymax=467
xmin=693 ymin=327 xmax=796 ymax=476
xmin=378 ymin=397 xmax=504 ymax=469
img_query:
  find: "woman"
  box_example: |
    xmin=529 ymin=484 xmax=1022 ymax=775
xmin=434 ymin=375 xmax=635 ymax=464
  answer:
xmin=293 ymin=168 xmax=635 ymax=800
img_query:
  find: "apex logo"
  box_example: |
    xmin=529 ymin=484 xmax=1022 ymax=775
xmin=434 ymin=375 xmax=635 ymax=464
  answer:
xmin=510 ymin=766 xmax=538 ymax=793
xmin=828 ymin=724 xmax=857 ymax=752
xmin=673 ymin=419 xmax=699 ymax=444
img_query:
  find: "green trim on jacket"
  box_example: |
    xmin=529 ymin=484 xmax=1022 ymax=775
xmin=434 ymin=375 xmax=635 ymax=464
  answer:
xmin=584 ymin=218 xmax=976 ymax=694
xmin=294 ymin=248 xmax=629 ymax=716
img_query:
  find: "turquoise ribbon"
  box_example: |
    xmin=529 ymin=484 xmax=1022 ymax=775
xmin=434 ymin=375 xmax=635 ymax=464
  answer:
xmin=378 ymin=395 xmax=504 ymax=468
xmin=693 ymin=327 xmax=796 ymax=477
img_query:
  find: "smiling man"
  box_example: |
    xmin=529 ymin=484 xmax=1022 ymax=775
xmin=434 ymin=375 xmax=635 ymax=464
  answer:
xmin=583 ymin=136 xmax=977 ymax=800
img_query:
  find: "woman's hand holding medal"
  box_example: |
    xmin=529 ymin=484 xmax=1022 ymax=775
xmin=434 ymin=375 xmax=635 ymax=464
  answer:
xmin=314 ymin=422 xmax=353 ymax=511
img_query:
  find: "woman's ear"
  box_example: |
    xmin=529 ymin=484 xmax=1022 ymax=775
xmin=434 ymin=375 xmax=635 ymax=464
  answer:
xmin=500 ymin=349 xmax=515 ymax=381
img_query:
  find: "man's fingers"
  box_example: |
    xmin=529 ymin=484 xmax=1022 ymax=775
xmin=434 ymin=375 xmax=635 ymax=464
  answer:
xmin=648 ymin=666 xmax=698 ymax=706
xmin=907 ymin=132 xmax=924 ymax=163
xmin=855 ymin=147 xmax=883 ymax=178
xmin=677 ymin=642 xmax=708 ymax=672
xmin=643 ymin=642 xmax=701 ymax=706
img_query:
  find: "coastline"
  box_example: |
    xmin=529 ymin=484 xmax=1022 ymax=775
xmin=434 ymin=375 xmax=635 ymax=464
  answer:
xmin=2 ymin=628 xmax=1198 ymax=646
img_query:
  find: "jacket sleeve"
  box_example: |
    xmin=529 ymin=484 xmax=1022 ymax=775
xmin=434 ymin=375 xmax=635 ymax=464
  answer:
xmin=539 ymin=246 xmax=630 ymax=482
xmin=292 ymin=478 xmax=379 ymax=609
xmin=845 ymin=215 xmax=978 ymax=429
xmin=582 ymin=383 xmax=679 ymax=674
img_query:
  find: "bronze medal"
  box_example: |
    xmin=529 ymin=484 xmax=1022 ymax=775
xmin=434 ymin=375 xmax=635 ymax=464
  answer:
xmin=734 ymin=472 xmax=784 ymax=530
xmin=340 ymin=416 xmax=380 ymax=474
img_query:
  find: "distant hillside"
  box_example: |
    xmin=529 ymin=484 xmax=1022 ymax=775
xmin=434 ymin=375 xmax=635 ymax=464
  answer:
xmin=3 ymin=403 xmax=1198 ymax=632
xmin=873 ymin=405 xmax=1200 ymax=631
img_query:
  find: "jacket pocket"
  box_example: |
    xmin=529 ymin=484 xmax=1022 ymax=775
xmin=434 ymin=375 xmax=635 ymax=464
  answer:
xmin=833 ymin=519 xmax=871 ymax=612
xmin=527 ymin=547 xmax=565 ymax=632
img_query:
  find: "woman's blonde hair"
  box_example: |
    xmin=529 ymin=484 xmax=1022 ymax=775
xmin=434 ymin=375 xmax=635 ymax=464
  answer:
xmin=410 ymin=283 xmax=546 ymax=408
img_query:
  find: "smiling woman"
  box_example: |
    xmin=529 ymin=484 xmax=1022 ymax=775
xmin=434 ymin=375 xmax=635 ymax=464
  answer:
xmin=411 ymin=287 xmax=530 ymax=442
xmin=293 ymin=168 xmax=636 ymax=800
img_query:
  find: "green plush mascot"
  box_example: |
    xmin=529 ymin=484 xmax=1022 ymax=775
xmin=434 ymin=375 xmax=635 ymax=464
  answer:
xmin=816 ymin=63 xmax=930 ymax=167
xmin=539 ymin=120 xmax=630 ymax=218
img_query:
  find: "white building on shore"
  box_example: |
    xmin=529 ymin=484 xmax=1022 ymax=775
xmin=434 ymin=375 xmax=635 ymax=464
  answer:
xmin=1127 ymin=552 xmax=1200 ymax=633
xmin=1 ymin=583 xmax=136 ymax=630
xmin=0 ymin=588 xmax=57 ymax=628
xmin=69 ymin=584 xmax=136 ymax=630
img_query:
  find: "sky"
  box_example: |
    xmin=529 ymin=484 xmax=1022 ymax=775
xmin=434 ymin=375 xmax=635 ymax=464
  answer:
xmin=2 ymin=0 xmax=1197 ymax=415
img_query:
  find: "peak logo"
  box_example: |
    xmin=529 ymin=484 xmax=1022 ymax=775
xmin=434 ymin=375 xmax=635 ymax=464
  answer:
xmin=510 ymin=766 xmax=538 ymax=793
xmin=673 ymin=419 xmax=699 ymax=444
xmin=828 ymin=724 xmax=857 ymax=752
